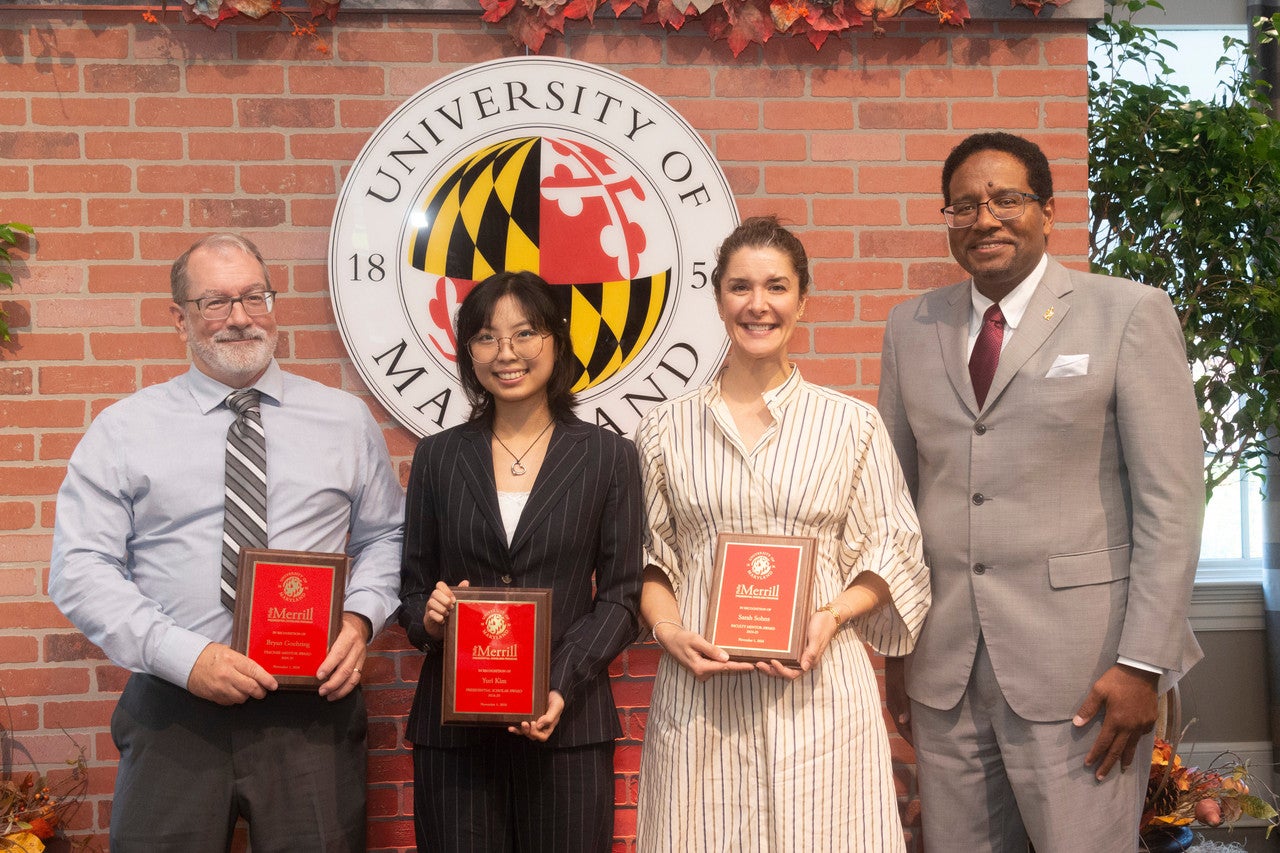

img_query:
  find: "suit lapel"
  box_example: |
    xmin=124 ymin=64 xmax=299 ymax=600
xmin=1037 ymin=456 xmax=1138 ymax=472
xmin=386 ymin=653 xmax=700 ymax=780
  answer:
xmin=508 ymin=418 xmax=589 ymax=556
xmin=936 ymin=283 xmax=980 ymax=415
xmin=983 ymin=257 xmax=1073 ymax=410
xmin=456 ymin=423 xmax=509 ymax=551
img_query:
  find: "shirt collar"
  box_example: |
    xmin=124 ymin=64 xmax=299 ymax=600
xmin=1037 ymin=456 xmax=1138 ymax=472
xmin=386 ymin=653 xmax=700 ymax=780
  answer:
xmin=705 ymin=363 xmax=804 ymax=419
xmin=969 ymin=253 xmax=1048 ymax=330
xmin=186 ymin=360 xmax=283 ymax=415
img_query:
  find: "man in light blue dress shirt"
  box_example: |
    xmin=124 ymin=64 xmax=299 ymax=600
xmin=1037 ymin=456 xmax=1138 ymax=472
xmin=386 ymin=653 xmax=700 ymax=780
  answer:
xmin=50 ymin=234 xmax=405 ymax=852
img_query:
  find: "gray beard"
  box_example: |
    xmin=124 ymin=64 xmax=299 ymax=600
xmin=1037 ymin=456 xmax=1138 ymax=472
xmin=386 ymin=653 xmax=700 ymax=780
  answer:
xmin=190 ymin=329 xmax=277 ymax=385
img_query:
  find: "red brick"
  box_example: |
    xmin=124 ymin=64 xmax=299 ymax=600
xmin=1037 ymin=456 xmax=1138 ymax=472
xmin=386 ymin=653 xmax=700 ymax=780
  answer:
xmin=84 ymin=130 xmax=185 ymax=161
xmin=0 ymin=601 xmax=74 ymax=630
xmin=951 ymin=35 xmax=1041 ymax=66
xmin=0 ymin=97 xmax=27 ymax=126
xmin=240 ymin=164 xmax=336 ymax=195
xmin=288 ymin=132 xmax=369 ymax=162
xmin=17 ymin=197 xmax=81 ymax=228
xmin=39 ymin=365 xmax=137 ymax=395
xmin=366 ymin=817 xmax=416 ymax=849
xmin=290 ymin=198 xmax=338 ymax=228
xmin=669 ymin=97 xmax=758 ymax=130
xmin=0 ymin=399 xmax=86 ymax=427
xmin=0 ymin=501 xmax=36 ymax=530
xmin=95 ymin=663 xmax=131 ymax=693
xmin=33 ymin=163 xmax=133 ymax=194
xmin=801 ymin=294 xmax=856 ymax=322
xmin=861 ymin=357 xmax=880 ymax=388
xmin=813 ymin=198 xmax=901 ymax=227
xmin=334 ymin=29 xmax=435 ymax=64
xmin=1045 ymin=35 xmax=1088 ymax=67
xmin=764 ymin=165 xmax=853 ymax=195
xmin=858 ymin=100 xmax=947 ymax=129
xmin=136 ymin=96 xmax=234 ymax=128
xmin=338 ymin=98 xmax=402 ymax=129
xmin=0 ymin=131 xmax=80 ymax=160
xmin=858 ymin=164 xmax=938 ymax=194
xmin=815 ymin=261 xmax=905 ymax=291
xmin=952 ymin=100 xmax=1040 ymax=130
xmin=0 ymin=165 xmax=30 ymax=192
xmin=793 ymin=356 xmax=857 ymax=387
xmin=811 ymin=131 xmax=900 ymax=163
xmin=619 ymin=67 xmax=712 ymax=99
xmin=28 ymin=26 xmax=130 ymax=59
xmin=713 ymin=67 xmax=805 ymax=99
xmin=0 ymin=635 xmax=38 ymax=664
xmin=87 ymin=198 xmax=185 ymax=228
xmin=0 ymin=330 xmax=84 ymax=361
xmin=84 ymin=63 xmax=181 ymax=93
xmin=89 ymin=264 xmax=169 ymax=294
xmin=89 ymin=331 xmax=186 ymax=360
xmin=189 ymin=131 xmax=287 ymax=162
xmin=288 ymin=65 xmax=386 ymax=96
xmin=998 ymin=68 xmax=1086 ymax=98
xmin=716 ymin=132 xmax=806 ymax=163
xmin=187 ymin=64 xmax=286 ymax=95
xmin=799 ymin=229 xmax=853 ymax=259
xmin=1045 ymin=100 xmax=1088 ymax=130
xmin=39 ymin=432 xmax=86 ymax=461
xmin=190 ymin=198 xmax=287 ymax=229
xmin=610 ymin=678 xmax=654 ymax=708
xmin=904 ymin=68 xmax=993 ymax=98
xmin=0 ymin=63 xmax=79 ymax=94
xmin=136 ymin=165 xmax=235 ymax=194
xmin=44 ymin=632 xmax=109 ymax=663
xmin=0 ymin=434 xmax=35 ymax=462
xmin=38 ymin=297 xmax=137 ymax=328
xmin=238 ymin=98 xmax=336 ymax=128
xmin=35 ymin=231 xmax=134 ymax=261
xmin=0 ymin=565 xmax=37 ymax=596
xmin=32 ymin=97 xmax=131 ymax=128
xmin=859 ymin=229 xmax=948 ymax=260
xmin=0 ymin=532 xmax=53 ymax=561
xmin=0 ymin=365 xmax=31 ymax=394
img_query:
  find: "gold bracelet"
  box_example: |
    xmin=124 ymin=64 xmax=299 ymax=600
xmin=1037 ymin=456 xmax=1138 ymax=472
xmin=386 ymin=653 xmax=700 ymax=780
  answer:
xmin=819 ymin=603 xmax=846 ymax=626
xmin=651 ymin=619 xmax=683 ymax=649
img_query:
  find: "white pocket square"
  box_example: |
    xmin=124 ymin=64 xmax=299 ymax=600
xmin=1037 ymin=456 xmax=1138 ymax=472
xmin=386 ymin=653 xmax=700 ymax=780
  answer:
xmin=1046 ymin=354 xmax=1089 ymax=378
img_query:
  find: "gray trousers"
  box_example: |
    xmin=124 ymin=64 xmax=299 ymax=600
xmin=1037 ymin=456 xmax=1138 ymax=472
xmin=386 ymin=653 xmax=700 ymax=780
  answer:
xmin=109 ymin=673 xmax=367 ymax=853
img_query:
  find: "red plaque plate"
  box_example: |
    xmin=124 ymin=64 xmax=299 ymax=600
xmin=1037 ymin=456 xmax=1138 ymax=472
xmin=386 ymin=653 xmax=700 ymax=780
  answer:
xmin=443 ymin=587 xmax=551 ymax=726
xmin=231 ymin=548 xmax=347 ymax=690
xmin=704 ymin=533 xmax=816 ymax=666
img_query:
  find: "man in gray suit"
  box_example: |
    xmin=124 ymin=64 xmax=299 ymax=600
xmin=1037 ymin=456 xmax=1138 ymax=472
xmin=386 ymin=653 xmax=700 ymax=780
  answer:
xmin=877 ymin=132 xmax=1204 ymax=853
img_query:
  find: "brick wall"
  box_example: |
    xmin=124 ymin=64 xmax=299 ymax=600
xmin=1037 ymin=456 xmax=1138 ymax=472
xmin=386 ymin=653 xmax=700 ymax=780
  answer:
xmin=0 ymin=9 xmax=1090 ymax=851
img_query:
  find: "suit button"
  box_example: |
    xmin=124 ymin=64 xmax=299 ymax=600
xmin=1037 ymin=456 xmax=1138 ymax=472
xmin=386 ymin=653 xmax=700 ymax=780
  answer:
xmin=973 ymin=563 xmax=987 ymax=575
xmin=974 ymin=423 xmax=987 ymax=435
xmin=972 ymin=492 xmax=985 ymax=505
xmin=501 ymin=574 xmax=513 ymax=584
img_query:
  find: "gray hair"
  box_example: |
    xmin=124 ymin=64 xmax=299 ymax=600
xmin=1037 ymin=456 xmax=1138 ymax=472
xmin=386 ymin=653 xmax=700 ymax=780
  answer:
xmin=170 ymin=234 xmax=271 ymax=302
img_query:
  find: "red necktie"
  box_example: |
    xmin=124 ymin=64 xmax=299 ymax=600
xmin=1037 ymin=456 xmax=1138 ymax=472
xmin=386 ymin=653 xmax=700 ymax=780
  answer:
xmin=969 ymin=304 xmax=1005 ymax=408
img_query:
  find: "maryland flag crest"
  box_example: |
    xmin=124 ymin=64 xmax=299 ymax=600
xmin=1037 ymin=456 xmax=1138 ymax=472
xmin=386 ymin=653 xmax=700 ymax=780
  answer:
xmin=409 ymin=135 xmax=671 ymax=393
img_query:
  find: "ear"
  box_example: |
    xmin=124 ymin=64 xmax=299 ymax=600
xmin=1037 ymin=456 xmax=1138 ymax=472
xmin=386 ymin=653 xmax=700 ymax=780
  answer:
xmin=1040 ymin=196 xmax=1056 ymax=237
xmin=170 ymin=301 xmax=191 ymax=344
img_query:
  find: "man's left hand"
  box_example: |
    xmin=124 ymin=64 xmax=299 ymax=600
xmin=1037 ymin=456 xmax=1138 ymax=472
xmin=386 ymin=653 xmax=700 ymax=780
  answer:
xmin=1074 ymin=663 xmax=1160 ymax=780
xmin=317 ymin=612 xmax=371 ymax=701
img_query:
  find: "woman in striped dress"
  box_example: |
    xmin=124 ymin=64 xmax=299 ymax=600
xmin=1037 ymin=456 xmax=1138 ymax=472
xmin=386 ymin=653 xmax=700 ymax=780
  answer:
xmin=635 ymin=216 xmax=931 ymax=852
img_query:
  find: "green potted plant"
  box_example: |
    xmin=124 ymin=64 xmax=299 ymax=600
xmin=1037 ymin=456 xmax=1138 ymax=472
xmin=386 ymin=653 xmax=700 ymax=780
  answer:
xmin=0 ymin=222 xmax=33 ymax=343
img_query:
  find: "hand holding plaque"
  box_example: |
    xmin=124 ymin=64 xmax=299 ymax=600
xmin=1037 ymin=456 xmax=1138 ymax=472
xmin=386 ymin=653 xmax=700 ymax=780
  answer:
xmin=231 ymin=548 xmax=348 ymax=690
xmin=704 ymin=533 xmax=816 ymax=667
xmin=442 ymin=587 xmax=552 ymax=726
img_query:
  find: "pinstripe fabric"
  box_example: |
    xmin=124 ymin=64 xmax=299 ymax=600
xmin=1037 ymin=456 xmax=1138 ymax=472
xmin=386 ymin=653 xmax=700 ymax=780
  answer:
xmin=412 ymin=740 xmax=614 ymax=853
xmin=220 ymin=388 xmax=266 ymax=610
xmin=398 ymin=415 xmax=642 ymax=850
xmin=634 ymin=369 xmax=931 ymax=853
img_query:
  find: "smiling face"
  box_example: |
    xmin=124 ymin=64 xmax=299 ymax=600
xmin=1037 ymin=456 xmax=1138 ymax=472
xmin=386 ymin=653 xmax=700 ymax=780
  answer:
xmin=716 ymin=245 xmax=806 ymax=369
xmin=946 ymin=149 xmax=1055 ymax=303
xmin=169 ymin=245 xmax=278 ymax=389
xmin=471 ymin=294 xmax=555 ymax=412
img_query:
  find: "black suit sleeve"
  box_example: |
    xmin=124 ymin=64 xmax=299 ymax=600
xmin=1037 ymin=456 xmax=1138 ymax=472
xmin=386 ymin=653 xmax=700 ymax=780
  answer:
xmin=547 ymin=435 xmax=643 ymax=702
xmin=398 ymin=437 xmax=439 ymax=653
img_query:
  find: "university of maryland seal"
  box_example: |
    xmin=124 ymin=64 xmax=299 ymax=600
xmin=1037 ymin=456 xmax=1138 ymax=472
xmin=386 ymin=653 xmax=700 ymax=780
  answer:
xmin=329 ymin=56 xmax=735 ymax=437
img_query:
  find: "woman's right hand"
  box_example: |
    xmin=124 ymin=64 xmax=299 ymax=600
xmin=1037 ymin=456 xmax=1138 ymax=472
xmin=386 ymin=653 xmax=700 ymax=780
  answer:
xmin=423 ymin=579 xmax=469 ymax=641
xmin=653 ymin=622 xmax=754 ymax=682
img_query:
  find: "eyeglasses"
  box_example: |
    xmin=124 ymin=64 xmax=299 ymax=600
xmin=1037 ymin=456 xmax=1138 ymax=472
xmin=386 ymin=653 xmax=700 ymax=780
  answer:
xmin=185 ymin=291 xmax=277 ymax=321
xmin=467 ymin=329 xmax=549 ymax=364
xmin=941 ymin=192 xmax=1041 ymax=229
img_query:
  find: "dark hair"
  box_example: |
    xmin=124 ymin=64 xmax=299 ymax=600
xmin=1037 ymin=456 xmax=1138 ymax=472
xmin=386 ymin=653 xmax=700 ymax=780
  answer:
xmin=170 ymin=234 xmax=271 ymax=303
xmin=941 ymin=132 xmax=1054 ymax=206
xmin=455 ymin=270 xmax=577 ymax=424
xmin=710 ymin=215 xmax=811 ymax=297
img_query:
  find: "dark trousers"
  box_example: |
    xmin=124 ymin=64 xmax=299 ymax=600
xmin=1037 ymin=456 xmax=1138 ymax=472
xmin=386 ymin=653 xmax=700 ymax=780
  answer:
xmin=109 ymin=673 xmax=367 ymax=853
xmin=413 ymin=738 xmax=615 ymax=853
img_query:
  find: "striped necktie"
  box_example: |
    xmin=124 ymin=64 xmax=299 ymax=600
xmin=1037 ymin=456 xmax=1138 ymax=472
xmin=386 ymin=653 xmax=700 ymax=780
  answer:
xmin=221 ymin=388 xmax=267 ymax=611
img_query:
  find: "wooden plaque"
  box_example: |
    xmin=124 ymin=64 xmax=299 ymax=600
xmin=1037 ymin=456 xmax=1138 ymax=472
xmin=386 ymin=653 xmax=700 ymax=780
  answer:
xmin=230 ymin=548 xmax=348 ymax=690
xmin=442 ymin=587 xmax=552 ymax=726
xmin=704 ymin=533 xmax=816 ymax=667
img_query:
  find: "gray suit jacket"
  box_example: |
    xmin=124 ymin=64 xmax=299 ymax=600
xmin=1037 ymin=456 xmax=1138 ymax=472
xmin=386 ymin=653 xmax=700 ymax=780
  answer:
xmin=877 ymin=256 xmax=1204 ymax=722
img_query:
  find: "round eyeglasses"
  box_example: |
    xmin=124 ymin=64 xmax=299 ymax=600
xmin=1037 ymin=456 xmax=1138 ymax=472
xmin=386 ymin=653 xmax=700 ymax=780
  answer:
xmin=467 ymin=329 xmax=549 ymax=364
xmin=941 ymin=192 xmax=1041 ymax=229
xmin=185 ymin=290 xmax=277 ymax=321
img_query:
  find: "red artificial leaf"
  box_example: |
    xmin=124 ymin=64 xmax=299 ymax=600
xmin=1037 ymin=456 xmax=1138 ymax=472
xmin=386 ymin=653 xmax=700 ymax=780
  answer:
xmin=720 ymin=0 xmax=776 ymax=56
xmin=507 ymin=6 xmax=554 ymax=50
xmin=563 ymin=0 xmax=600 ymax=22
xmin=769 ymin=0 xmax=807 ymax=30
xmin=306 ymin=0 xmax=340 ymax=21
xmin=640 ymin=0 xmax=696 ymax=29
xmin=480 ymin=0 xmax=519 ymax=23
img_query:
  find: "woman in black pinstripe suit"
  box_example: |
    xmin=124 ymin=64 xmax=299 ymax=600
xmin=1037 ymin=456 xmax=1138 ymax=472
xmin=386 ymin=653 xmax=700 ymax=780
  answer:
xmin=398 ymin=270 xmax=644 ymax=853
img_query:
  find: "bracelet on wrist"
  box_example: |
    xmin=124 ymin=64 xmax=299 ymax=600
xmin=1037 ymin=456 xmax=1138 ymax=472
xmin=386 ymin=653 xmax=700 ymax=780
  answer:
xmin=818 ymin=603 xmax=847 ymax=626
xmin=651 ymin=619 xmax=683 ymax=649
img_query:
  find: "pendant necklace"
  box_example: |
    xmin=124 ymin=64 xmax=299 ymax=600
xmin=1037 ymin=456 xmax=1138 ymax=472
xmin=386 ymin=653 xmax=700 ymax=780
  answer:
xmin=492 ymin=419 xmax=554 ymax=476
